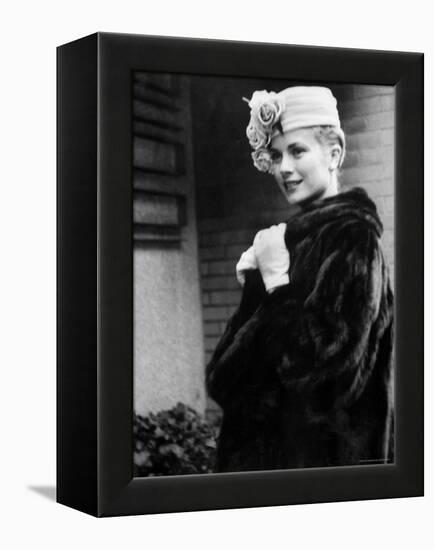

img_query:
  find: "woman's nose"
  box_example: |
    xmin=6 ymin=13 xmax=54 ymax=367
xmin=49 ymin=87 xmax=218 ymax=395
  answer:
xmin=280 ymin=152 xmax=294 ymax=175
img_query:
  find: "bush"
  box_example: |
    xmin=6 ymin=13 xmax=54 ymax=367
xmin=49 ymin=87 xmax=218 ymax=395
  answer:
xmin=133 ymin=402 xmax=220 ymax=477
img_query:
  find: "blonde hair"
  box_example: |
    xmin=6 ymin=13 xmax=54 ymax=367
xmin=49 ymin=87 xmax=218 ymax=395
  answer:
xmin=312 ymin=125 xmax=346 ymax=169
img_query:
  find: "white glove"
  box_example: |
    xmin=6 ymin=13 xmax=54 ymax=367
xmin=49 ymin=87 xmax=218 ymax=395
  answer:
xmin=253 ymin=223 xmax=290 ymax=292
xmin=235 ymin=246 xmax=258 ymax=286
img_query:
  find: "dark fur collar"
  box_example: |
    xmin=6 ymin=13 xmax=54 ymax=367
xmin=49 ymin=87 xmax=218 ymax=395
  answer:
xmin=284 ymin=187 xmax=383 ymax=248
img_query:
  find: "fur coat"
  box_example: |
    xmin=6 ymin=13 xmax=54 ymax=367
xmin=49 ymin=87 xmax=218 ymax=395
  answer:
xmin=206 ymin=187 xmax=394 ymax=472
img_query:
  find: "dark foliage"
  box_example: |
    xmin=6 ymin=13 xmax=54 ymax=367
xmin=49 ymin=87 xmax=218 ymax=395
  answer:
xmin=134 ymin=402 xmax=220 ymax=477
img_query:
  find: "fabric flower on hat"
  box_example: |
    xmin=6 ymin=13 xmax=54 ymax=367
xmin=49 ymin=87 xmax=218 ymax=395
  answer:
xmin=243 ymin=90 xmax=283 ymax=172
xmin=259 ymin=101 xmax=282 ymax=128
xmin=247 ymin=90 xmax=283 ymax=129
xmin=246 ymin=122 xmax=271 ymax=150
xmin=251 ymin=148 xmax=273 ymax=173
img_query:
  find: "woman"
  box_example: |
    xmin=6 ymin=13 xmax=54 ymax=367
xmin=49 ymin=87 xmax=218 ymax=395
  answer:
xmin=206 ymin=86 xmax=394 ymax=472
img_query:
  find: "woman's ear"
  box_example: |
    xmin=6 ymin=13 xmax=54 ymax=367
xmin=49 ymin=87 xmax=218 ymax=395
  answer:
xmin=329 ymin=145 xmax=342 ymax=171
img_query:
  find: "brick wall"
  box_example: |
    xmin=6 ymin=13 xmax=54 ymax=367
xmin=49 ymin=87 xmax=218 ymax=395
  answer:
xmin=339 ymin=85 xmax=395 ymax=283
xmin=191 ymin=79 xmax=395 ymax=419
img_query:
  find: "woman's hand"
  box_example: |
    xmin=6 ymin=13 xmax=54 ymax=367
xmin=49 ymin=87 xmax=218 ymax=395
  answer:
xmin=235 ymin=246 xmax=258 ymax=286
xmin=253 ymin=223 xmax=290 ymax=292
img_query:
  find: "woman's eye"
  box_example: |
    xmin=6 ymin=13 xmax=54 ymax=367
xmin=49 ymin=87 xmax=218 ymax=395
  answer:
xmin=292 ymin=148 xmax=305 ymax=158
xmin=270 ymin=151 xmax=282 ymax=163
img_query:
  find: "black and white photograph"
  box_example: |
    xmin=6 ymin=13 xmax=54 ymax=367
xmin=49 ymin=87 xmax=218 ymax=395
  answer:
xmin=3 ymin=0 xmax=429 ymax=542
xmin=132 ymin=73 xmax=395 ymax=477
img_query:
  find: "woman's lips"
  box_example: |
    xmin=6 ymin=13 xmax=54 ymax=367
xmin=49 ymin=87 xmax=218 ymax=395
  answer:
xmin=283 ymin=179 xmax=303 ymax=192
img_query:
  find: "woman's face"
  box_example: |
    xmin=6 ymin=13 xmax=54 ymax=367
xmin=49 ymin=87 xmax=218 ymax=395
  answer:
xmin=270 ymin=127 xmax=337 ymax=206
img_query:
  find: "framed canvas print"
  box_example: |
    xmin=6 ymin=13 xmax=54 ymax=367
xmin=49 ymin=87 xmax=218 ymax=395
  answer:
xmin=57 ymin=32 xmax=424 ymax=517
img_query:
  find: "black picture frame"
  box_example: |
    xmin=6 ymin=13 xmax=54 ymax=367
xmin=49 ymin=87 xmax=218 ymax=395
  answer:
xmin=57 ymin=32 xmax=424 ymax=517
